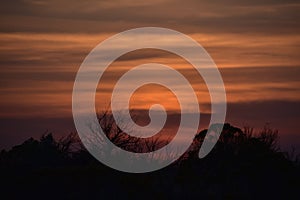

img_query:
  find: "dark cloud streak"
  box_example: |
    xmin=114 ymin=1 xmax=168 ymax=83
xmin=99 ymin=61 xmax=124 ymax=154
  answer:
xmin=0 ymin=0 xmax=299 ymax=34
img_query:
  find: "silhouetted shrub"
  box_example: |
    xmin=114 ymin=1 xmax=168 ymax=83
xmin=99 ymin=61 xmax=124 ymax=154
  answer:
xmin=0 ymin=123 xmax=299 ymax=199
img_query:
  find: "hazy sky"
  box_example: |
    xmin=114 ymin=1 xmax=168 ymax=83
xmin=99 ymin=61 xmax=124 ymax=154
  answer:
xmin=0 ymin=0 xmax=299 ymax=150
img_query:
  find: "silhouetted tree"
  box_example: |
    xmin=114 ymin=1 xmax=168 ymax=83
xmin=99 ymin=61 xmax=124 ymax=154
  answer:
xmin=0 ymin=123 xmax=299 ymax=199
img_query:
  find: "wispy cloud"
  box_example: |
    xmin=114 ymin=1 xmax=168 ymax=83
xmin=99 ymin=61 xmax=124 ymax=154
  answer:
xmin=0 ymin=0 xmax=299 ymax=34
xmin=0 ymin=0 xmax=299 ymax=150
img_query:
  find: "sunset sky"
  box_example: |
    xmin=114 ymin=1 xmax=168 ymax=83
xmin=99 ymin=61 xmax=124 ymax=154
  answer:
xmin=0 ymin=0 xmax=299 ymax=151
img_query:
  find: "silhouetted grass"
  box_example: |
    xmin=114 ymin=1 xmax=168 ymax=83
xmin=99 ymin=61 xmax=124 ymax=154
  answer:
xmin=0 ymin=123 xmax=299 ymax=199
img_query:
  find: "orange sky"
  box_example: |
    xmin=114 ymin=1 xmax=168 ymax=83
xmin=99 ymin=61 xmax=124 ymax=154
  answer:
xmin=0 ymin=0 xmax=299 ymax=150
xmin=0 ymin=33 xmax=299 ymax=117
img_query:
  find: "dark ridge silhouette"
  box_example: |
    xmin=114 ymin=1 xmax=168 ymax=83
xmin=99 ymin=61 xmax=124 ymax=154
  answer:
xmin=0 ymin=123 xmax=299 ymax=199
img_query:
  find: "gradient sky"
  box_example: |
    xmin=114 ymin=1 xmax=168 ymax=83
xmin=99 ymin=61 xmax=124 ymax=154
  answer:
xmin=0 ymin=0 xmax=299 ymax=151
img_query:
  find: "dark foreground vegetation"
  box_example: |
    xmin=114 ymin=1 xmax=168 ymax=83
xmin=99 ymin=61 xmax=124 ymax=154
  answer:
xmin=0 ymin=123 xmax=299 ymax=199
